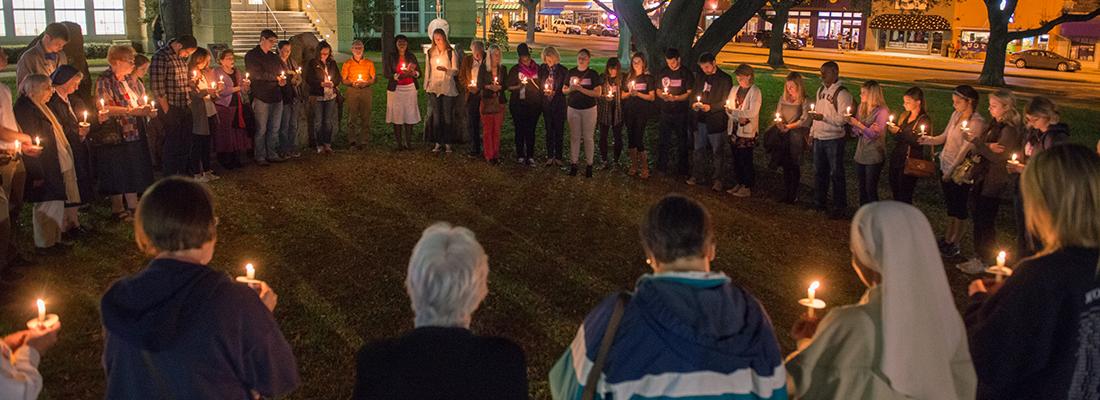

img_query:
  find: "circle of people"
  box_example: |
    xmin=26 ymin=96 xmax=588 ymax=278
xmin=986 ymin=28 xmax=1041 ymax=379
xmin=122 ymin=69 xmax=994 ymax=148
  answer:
xmin=2 ymin=22 xmax=1100 ymax=400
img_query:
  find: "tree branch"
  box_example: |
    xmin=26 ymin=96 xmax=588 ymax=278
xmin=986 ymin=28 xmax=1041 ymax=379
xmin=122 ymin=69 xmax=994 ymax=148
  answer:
xmin=645 ymin=0 xmax=668 ymax=13
xmin=1006 ymin=8 xmax=1100 ymax=40
xmin=593 ymin=0 xmax=614 ymax=14
xmin=694 ymin=0 xmax=768 ymax=55
xmin=613 ymin=0 xmax=658 ymax=48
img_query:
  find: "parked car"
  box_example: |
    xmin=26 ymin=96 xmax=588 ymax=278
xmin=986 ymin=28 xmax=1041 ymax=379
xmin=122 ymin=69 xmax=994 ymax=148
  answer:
xmin=753 ymin=31 xmax=805 ymax=50
xmin=1009 ymin=49 xmax=1081 ymax=72
xmin=585 ymin=23 xmax=618 ymax=37
xmin=551 ymin=19 xmax=582 ymax=35
xmin=511 ymin=20 xmax=543 ymax=32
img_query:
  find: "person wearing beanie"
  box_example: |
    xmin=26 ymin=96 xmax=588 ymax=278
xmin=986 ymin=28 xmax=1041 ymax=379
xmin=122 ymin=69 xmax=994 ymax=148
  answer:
xmin=507 ymin=43 xmax=544 ymax=166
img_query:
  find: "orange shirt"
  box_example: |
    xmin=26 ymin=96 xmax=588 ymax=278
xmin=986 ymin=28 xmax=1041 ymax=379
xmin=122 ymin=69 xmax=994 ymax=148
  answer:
xmin=341 ymin=56 xmax=376 ymax=85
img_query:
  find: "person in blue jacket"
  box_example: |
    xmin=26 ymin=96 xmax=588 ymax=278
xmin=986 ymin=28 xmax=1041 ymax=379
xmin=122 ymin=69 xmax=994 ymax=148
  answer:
xmin=550 ymin=194 xmax=788 ymax=400
xmin=100 ymin=177 xmax=300 ymax=399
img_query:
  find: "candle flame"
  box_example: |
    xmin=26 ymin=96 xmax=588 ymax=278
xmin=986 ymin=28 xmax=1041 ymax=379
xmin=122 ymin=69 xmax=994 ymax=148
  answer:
xmin=809 ymin=281 xmax=820 ymax=292
xmin=997 ymin=251 xmax=1006 ymax=267
xmin=1011 ymin=153 xmax=1018 ymax=162
xmin=245 ymin=263 xmax=255 ymax=280
xmin=36 ymin=299 xmax=45 ymax=322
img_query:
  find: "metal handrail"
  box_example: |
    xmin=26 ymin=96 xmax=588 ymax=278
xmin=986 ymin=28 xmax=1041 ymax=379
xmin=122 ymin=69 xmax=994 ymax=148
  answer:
xmin=255 ymin=0 xmax=287 ymax=38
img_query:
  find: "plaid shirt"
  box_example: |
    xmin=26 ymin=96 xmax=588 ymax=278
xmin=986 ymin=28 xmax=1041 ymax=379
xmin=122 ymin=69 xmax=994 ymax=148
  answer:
xmin=150 ymin=45 xmax=191 ymax=108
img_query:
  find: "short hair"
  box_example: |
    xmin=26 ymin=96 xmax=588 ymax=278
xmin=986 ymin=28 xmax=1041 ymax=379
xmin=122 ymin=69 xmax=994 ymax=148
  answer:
xmin=217 ymin=49 xmax=234 ymax=62
xmin=18 ymin=74 xmax=51 ymax=97
xmin=734 ymin=63 xmax=754 ymax=82
xmin=640 ymin=194 xmax=714 ymax=264
xmin=1026 ymin=96 xmax=1061 ymax=124
xmin=542 ymin=46 xmax=560 ymax=64
xmin=405 ymin=222 xmax=489 ymax=328
xmin=260 ymin=29 xmax=278 ymax=40
xmin=43 ymin=22 xmax=70 ymax=42
xmin=134 ymin=54 xmax=151 ymax=69
xmin=352 ymin=39 xmax=365 ymax=47
xmin=605 ymin=56 xmax=620 ymax=71
xmin=175 ymin=35 xmax=198 ymax=50
xmin=277 ymin=40 xmax=291 ymax=50
xmin=1021 ymin=144 xmax=1100 ymax=255
xmin=821 ymin=61 xmax=839 ymax=75
xmin=470 ymin=40 xmax=484 ymax=53
xmin=697 ymin=52 xmax=715 ymax=64
xmin=665 ymin=47 xmax=680 ymax=59
xmin=134 ymin=177 xmax=217 ymax=254
xmin=106 ymin=44 xmax=136 ymax=64
xmin=577 ymin=48 xmax=591 ymax=58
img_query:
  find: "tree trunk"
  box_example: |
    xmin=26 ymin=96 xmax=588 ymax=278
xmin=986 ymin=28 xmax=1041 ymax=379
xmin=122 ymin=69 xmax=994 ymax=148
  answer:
xmin=525 ymin=3 xmax=537 ymax=45
xmin=978 ymin=6 xmax=1009 ymax=86
xmin=619 ymin=22 xmax=632 ymax=68
xmin=159 ymin=0 xmax=193 ymax=42
xmin=767 ymin=5 xmax=790 ymax=68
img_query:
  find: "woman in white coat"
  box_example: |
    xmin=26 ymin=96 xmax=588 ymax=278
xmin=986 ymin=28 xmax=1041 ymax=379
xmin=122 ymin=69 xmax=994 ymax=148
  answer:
xmin=425 ymin=28 xmax=461 ymax=154
xmin=724 ymin=64 xmax=761 ymax=198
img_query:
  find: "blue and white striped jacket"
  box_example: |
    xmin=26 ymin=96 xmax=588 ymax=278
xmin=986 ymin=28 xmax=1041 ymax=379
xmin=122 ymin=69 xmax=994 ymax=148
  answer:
xmin=550 ymin=271 xmax=788 ymax=400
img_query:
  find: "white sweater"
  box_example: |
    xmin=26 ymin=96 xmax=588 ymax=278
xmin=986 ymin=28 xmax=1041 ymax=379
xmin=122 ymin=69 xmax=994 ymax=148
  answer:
xmin=925 ymin=111 xmax=986 ymax=175
xmin=810 ymin=81 xmax=854 ymax=141
xmin=0 ymin=342 xmax=43 ymax=400
xmin=725 ymin=84 xmax=762 ymax=138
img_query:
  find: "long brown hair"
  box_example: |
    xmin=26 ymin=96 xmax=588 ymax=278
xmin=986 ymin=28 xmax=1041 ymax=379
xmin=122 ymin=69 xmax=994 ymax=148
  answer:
xmin=782 ymin=71 xmax=805 ymax=104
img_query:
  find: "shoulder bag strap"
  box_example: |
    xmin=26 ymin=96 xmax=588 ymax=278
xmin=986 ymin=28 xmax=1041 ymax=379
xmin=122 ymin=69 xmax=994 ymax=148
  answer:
xmin=582 ymin=292 xmax=631 ymax=400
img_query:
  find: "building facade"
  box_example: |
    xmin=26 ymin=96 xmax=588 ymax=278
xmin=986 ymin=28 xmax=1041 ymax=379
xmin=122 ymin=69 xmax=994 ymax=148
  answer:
xmin=735 ymin=0 xmax=868 ymax=50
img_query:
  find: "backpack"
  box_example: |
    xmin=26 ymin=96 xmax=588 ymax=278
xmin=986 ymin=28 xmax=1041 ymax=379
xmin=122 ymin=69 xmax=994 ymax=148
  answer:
xmin=819 ymin=84 xmax=853 ymax=137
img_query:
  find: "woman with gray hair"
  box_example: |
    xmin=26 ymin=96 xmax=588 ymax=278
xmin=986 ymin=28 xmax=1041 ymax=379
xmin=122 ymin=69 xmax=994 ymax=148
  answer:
xmin=14 ymin=74 xmax=80 ymax=252
xmin=353 ymin=222 xmax=527 ymax=399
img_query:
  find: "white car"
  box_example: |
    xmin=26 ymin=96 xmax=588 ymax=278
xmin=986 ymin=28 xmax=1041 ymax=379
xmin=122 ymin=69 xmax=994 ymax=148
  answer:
xmin=551 ymin=19 xmax=582 ymax=35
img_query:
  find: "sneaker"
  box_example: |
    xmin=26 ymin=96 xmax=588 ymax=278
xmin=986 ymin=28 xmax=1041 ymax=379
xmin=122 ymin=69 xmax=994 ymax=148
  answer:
xmin=686 ymin=177 xmax=699 ymax=186
xmin=585 ymin=165 xmax=593 ymax=178
xmin=317 ymin=147 xmax=325 ymax=154
xmin=204 ymin=171 xmax=221 ymax=181
xmin=731 ymin=187 xmax=752 ymax=198
xmin=568 ymin=164 xmax=578 ymax=176
xmin=956 ymin=257 xmax=987 ymax=274
xmin=711 ymin=181 xmax=723 ymax=192
xmin=517 ymin=158 xmax=526 ymax=165
xmin=431 ymin=144 xmax=441 ymax=153
xmin=725 ymin=185 xmax=744 ymax=195
xmin=445 ymin=145 xmax=453 ymax=154
xmin=527 ymin=159 xmax=537 ymax=167
xmin=289 ymin=152 xmax=302 ymax=158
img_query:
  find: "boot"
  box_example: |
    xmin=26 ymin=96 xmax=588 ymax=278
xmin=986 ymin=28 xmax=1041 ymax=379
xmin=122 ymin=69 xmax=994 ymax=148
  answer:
xmin=639 ymin=152 xmax=650 ymax=179
xmin=393 ymin=126 xmax=404 ymax=151
xmin=403 ymin=126 xmax=413 ymax=149
xmin=627 ymin=149 xmax=638 ymax=176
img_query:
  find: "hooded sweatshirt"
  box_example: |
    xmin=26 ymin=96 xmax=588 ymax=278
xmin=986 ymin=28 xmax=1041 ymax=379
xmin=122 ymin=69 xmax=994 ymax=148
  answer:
xmin=549 ymin=271 xmax=788 ymax=400
xmin=100 ymin=258 xmax=300 ymax=399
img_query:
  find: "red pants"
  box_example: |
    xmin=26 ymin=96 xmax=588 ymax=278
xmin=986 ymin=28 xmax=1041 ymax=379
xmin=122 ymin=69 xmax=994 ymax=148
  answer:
xmin=481 ymin=112 xmax=503 ymax=161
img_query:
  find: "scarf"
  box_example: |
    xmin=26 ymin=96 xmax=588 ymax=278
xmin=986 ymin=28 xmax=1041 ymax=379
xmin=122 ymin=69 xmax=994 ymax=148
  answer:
xmin=31 ymin=98 xmax=80 ymax=203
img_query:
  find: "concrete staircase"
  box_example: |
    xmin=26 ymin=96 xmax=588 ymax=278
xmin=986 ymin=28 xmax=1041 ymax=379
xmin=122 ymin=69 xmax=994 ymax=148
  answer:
xmin=231 ymin=1 xmax=321 ymax=50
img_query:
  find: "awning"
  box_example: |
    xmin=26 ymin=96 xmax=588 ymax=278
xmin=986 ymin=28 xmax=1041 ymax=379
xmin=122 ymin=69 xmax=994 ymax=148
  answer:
xmin=1061 ymin=20 xmax=1100 ymax=39
xmin=539 ymin=8 xmax=564 ymax=15
xmin=868 ymin=14 xmax=951 ymax=31
xmin=492 ymin=2 xmax=521 ymax=10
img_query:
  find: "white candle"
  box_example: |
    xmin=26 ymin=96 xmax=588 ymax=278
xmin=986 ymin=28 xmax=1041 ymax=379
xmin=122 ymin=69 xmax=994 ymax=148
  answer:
xmin=82 ymin=110 xmax=89 ymax=124
xmin=888 ymin=114 xmax=895 ymax=124
xmin=143 ymin=95 xmax=149 ymax=105
xmin=493 ymin=76 xmax=499 ymax=85
xmin=799 ymin=281 xmax=825 ymax=318
xmin=1009 ymin=153 xmax=1019 ymax=165
xmin=280 ymin=70 xmax=287 ymax=79
xmin=920 ymin=124 xmax=927 ymax=135
xmin=996 ymin=251 xmax=1006 ymax=268
xmin=629 ymin=80 xmax=635 ymax=91
xmin=245 ymin=72 xmax=250 ymax=80
xmin=296 ymin=67 xmax=302 ymax=74
xmin=520 ymin=75 xmax=528 ymax=85
xmin=99 ymin=98 xmax=106 ymax=112
xmin=572 ymin=77 xmax=579 ymax=87
xmin=192 ymin=70 xmax=198 ymax=80
xmin=36 ymin=299 xmax=45 ymax=323
xmin=696 ymin=95 xmax=701 ymax=103
xmin=358 ymin=73 xmax=364 ymax=82
xmin=14 ymin=140 xmax=20 ymax=154
xmin=845 ymin=106 xmax=851 ymax=115
xmin=544 ymin=82 xmax=550 ymax=92
xmin=807 ymin=281 xmax=818 ymax=302
xmin=810 ymin=103 xmax=815 ymax=112
xmin=774 ymin=112 xmax=782 ymax=122
xmin=34 ymin=136 xmax=41 ymax=147
xmin=246 ymin=263 xmax=255 ymax=280
xmin=150 ymin=100 xmax=156 ymax=110
xmin=401 ymin=63 xmax=407 ymax=72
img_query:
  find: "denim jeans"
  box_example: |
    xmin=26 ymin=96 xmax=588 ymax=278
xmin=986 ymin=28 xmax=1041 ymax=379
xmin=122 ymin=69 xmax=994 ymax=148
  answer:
xmin=311 ymin=99 xmax=338 ymax=146
xmin=161 ymin=105 xmax=193 ymax=176
xmin=658 ymin=112 xmax=691 ymax=175
xmin=692 ymin=123 xmax=728 ymax=184
xmin=855 ymin=162 xmax=883 ymax=205
xmin=252 ymin=99 xmax=283 ymax=161
xmin=813 ymin=138 xmax=848 ymax=210
xmin=430 ymin=94 xmax=456 ymax=145
xmin=279 ymin=99 xmax=300 ymax=154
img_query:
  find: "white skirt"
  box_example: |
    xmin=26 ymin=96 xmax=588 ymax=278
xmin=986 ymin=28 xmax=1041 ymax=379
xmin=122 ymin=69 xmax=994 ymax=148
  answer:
xmin=386 ymin=83 xmax=422 ymax=125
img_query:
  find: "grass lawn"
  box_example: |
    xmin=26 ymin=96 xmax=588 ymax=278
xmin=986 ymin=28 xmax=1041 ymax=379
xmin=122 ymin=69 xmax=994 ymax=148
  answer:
xmin=1 ymin=63 xmax=1098 ymax=399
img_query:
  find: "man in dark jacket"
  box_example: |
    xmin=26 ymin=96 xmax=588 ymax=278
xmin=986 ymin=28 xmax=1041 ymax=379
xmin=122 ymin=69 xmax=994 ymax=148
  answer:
xmin=101 ymin=177 xmax=299 ymax=399
xmin=687 ymin=52 xmax=733 ymax=191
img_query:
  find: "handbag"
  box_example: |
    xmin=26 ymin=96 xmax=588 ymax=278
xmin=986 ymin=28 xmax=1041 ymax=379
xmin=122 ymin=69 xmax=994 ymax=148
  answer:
xmin=950 ymin=152 xmax=983 ymax=185
xmin=90 ymin=118 xmax=124 ymax=146
xmin=903 ymin=145 xmax=936 ymax=178
xmin=480 ymin=92 xmax=503 ymax=115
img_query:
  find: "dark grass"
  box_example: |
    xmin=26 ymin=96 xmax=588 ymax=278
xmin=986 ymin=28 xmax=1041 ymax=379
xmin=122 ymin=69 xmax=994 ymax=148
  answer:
xmin=1 ymin=65 xmax=1098 ymax=399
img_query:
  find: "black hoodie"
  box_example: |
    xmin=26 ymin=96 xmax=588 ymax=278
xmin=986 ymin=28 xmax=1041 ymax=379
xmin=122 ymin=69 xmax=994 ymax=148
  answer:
xmin=101 ymin=258 xmax=300 ymax=399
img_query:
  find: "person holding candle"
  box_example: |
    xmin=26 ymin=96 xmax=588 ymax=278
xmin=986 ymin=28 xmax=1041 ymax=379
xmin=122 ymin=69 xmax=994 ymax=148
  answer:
xmin=885 ymin=86 xmax=932 ymax=204
xmin=341 ymin=40 xmax=376 ymax=151
xmin=100 ymin=177 xmax=300 ymax=398
xmin=245 ymin=30 xmax=289 ymax=165
xmin=131 ymin=54 xmax=164 ymax=171
xmin=954 ymin=89 xmax=1026 ymax=274
xmin=1009 ymin=96 xmax=1070 ymax=259
xmin=0 ymin=322 xmax=60 ymax=398
xmin=46 ymin=66 xmax=95 ymax=238
xmin=459 ymin=41 xmax=486 ymax=158
xmin=596 ymin=57 xmax=626 ymax=171
xmin=212 ymin=49 xmax=251 ymax=170
xmin=564 ymin=48 xmax=602 ymax=178
xmin=965 ymin=144 xmax=1100 ymax=400
xmin=654 ymin=48 xmax=694 ymax=177
xmin=918 ymin=85 xmax=985 ymax=258
xmin=277 ymin=40 xmax=304 ymax=159
xmin=352 ymin=222 xmax=528 ymax=399
xmin=385 ymin=35 xmax=420 ymax=151
xmin=14 ymin=74 xmax=82 ymax=252
xmin=425 ymin=29 xmax=461 ymax=154
xmin=304 ymin=41 xmax=342 ymax=154
xmin=539 ymin=46 xmax=569 ymax=167
xmin=621 ymin=52 xmax=655 ymax=179
xmin=507 ymin=43 xmax=543 ymax=166
xmin=150 ymin=35 xmax=199 ymax=176
xmin=724 ymin=64 xmax=761 ymax=198
xmin=93 ymin=44 xmax=157 ymax=224
xmin=186 ymin=47 xmax=221 ymax=182
xmin=0 ymin=47 xmax=39 ymax=280
xmin=809 ymin=61 xmax=854 ymax=219
xmin=786 ymin=201 xmax=977 ymax=399
xmin=762 ymin=72 xmax=811 ymax=204
xmin=477 ymin=45 xmax=508 ymax=165
xmin=548 ymin=194 xmax=787 ymax=399
xmin=687 ymin=53 xmax=732 ymax=192
xmin=847 ymin=80 xmax=889 ymax=206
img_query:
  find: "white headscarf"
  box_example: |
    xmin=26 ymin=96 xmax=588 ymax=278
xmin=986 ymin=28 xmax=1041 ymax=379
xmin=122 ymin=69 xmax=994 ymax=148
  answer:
xmin=850 ymin=201 xmax=967 ymax=399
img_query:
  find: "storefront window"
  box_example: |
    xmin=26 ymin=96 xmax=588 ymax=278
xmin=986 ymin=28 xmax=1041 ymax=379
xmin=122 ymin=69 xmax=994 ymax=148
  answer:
xmin=816 ymin=11 xmax=861 ymax=40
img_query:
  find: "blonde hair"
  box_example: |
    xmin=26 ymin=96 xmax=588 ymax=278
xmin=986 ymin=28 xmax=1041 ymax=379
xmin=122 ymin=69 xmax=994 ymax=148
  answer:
xmin=106 ymin=44 xmax=136 ymax=64
xmin=989 ymin=89 xmax=1022 ymax=127
xmin=783 ymin=71 xmax=805 ymax=104
xmin=1021 ymin=144 xmax=1100 ymax=256
xmin=858 ymin=80 xmax=886 ymax=119
xmin=542 ymin=46 xmax=560 ymax=64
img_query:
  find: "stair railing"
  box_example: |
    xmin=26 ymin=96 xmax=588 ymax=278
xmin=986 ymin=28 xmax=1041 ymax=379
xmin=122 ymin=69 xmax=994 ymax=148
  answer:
xmin=252 ymin=0 xmax=288 ymax=39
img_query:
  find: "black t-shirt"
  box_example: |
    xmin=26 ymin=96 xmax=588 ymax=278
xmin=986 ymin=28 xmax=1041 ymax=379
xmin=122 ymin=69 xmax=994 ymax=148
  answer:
xmin=694 ymin=69 xmax=733 ymax=133
xmin=656 ymin=66 xmax=694 ymax=114
xmin=567 ymin=68 xmax=602 ymax=110
xmin=622 ymin=73 xmax=655 ymax=114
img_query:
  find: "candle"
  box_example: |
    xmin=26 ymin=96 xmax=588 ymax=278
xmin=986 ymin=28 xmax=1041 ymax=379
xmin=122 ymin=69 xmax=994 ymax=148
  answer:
xmin=27 ymin=298 xmax=58 ymax=331
xmin=810 ymin=103 xmax=815 ymax=112
xmin=150 ymin=100 xmax=156 ymax=110
xmin=845 ymin=106 xmax=851 ymax=116
xmin=493 ymin=76 xmax=499 ymax=85
xmin=192 ymin=70 xmax=198 ymax=80
xmin=36 ymin=299 xmax=45 ymax=323
xmin=774 ymin=112 xmax=782 ymax=122
xmin=246 ymin=263 xmax=255 ymax=280
xmin=245 ymin=72 xmax=250 ymax=80
xmin=696 ymin=95 xmax=701 ymax=103
xmin=520 ymin=75 xmax=528 ymax=85
xmin=1009 ymin=153 xmax=1020 ymax=165
xmin=14 ymin=140 xmax=20 ymax=154
xmin=34 ymin=136 xmax=41 ymax=147
xmin=82 ymin=110 xmax=89 ymax=124
xmin=99 ymin=98 xmax=106 ymax=112
xmin=987 ymin=250 xmax=1013 ymax=283
xmin=662 ymin=82 xmax=669 ymax=95
xmin=962 ymin=119 xmax=968 ymax=129
xmin=888 ymin=114 xmax=895 ymax=124
xmin=143 ymin=95 xmax=149 ymax=105
xmin=296 ymin=67 xmax=302 ymax=74
xmin=629 ymin=80 xmax=636 ymax=91
xmin=544 ymin=82 xmax=550 ymax=92
xmin=280 ymin=70 xmax=287 ymax=80
xmin=358 ymin=73 xmax=364 ymax=82
xmin=919 ymin=124 xmax=927 ymax=135
xmin=572 ymin=77 xmax=579 ymax=87
xmin=798 ymin=281 xmax=826 ymax=318
xmin=996 ymin=251 xmax=1006 ymax=268
xmin=401 ymin=63 xmax=407 ymax=72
